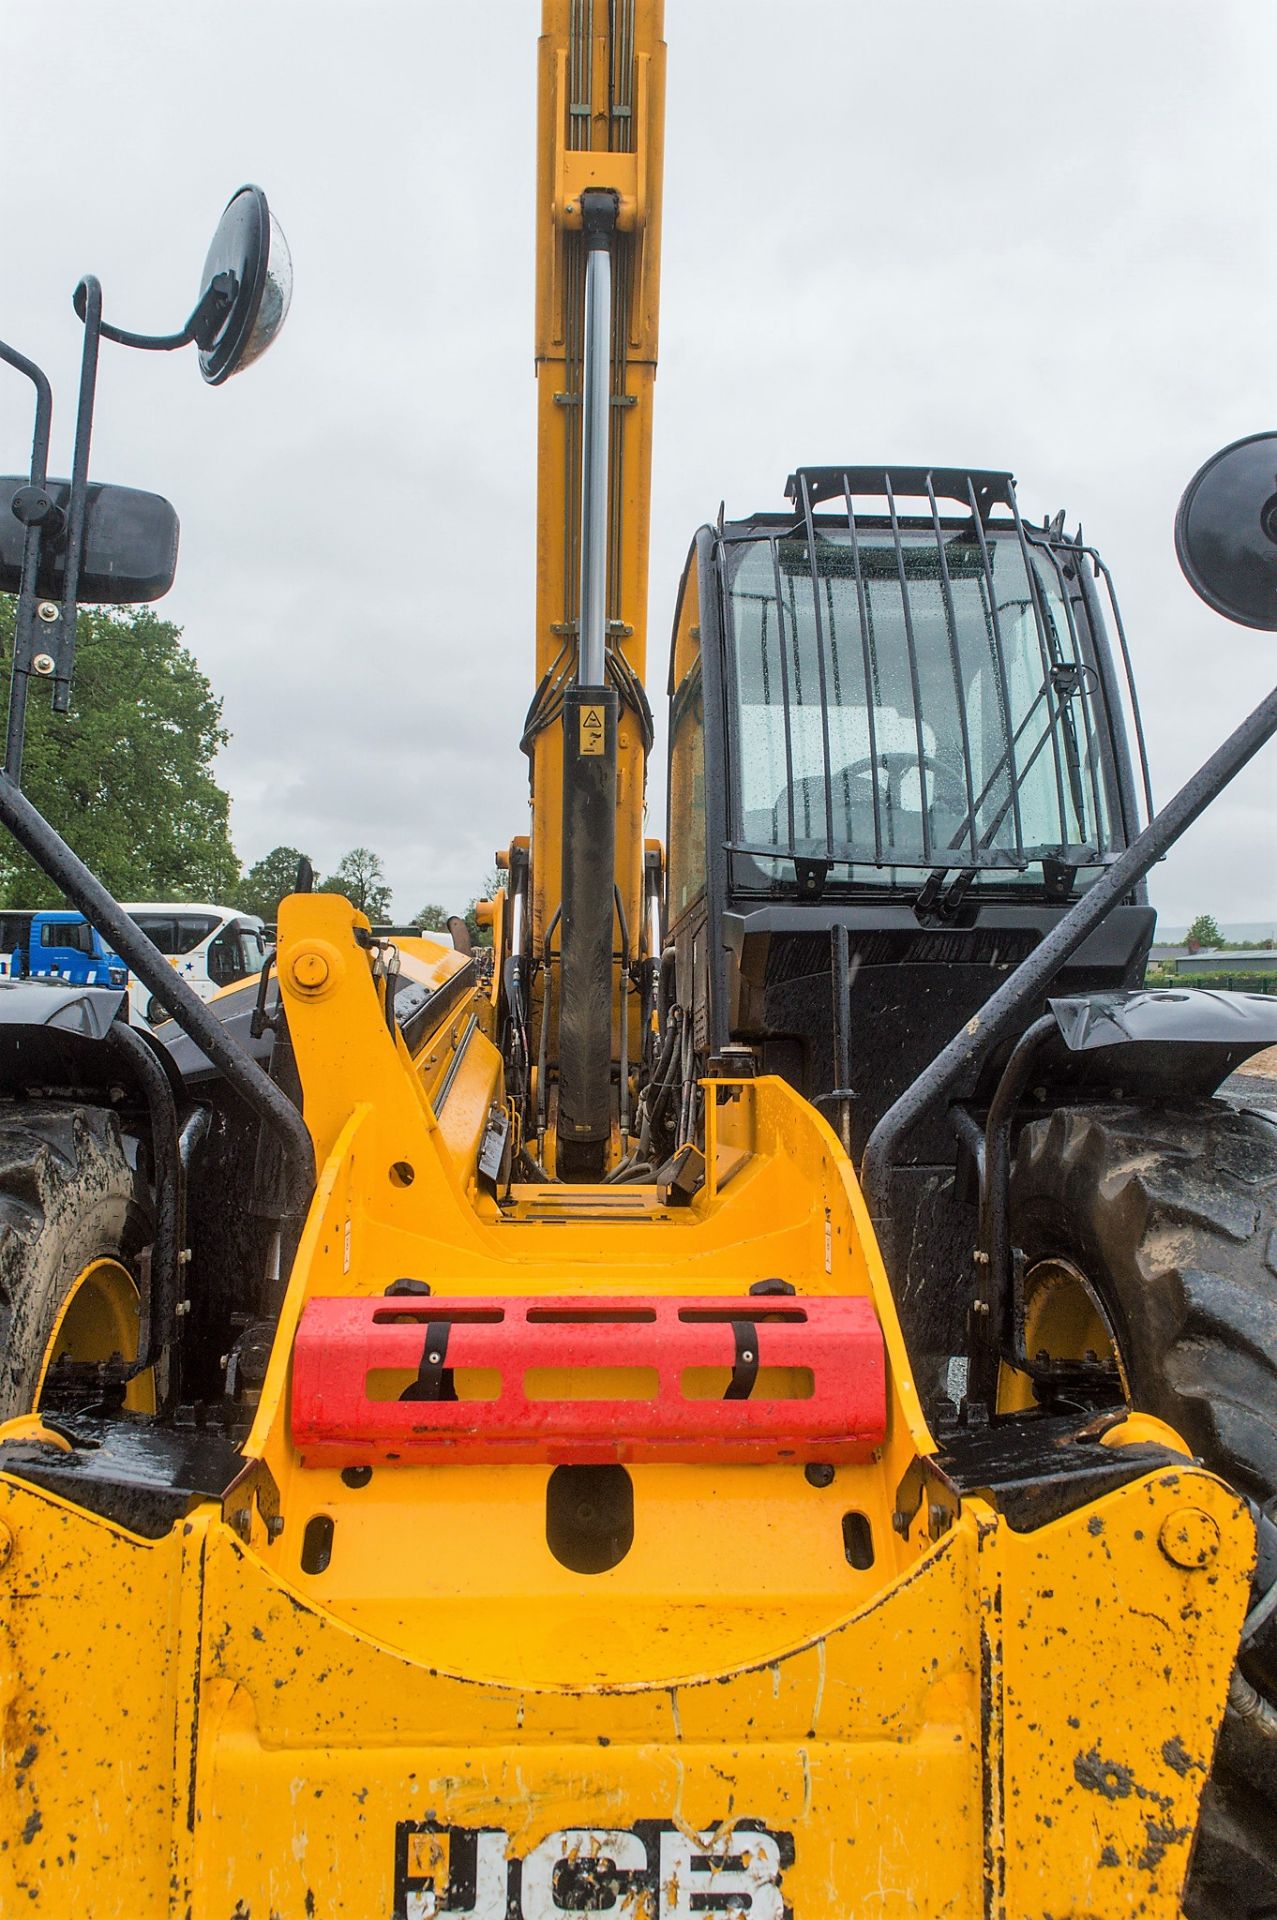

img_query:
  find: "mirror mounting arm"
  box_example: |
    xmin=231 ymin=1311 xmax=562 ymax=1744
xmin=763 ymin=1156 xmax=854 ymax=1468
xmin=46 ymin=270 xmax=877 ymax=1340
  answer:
xmin=46 ymin=276 xmax=107 ymax=726
xmin=73 ymin=270 xmax=238 ymax=355
xmin=0 ymin=338 xmax=55 ymax=783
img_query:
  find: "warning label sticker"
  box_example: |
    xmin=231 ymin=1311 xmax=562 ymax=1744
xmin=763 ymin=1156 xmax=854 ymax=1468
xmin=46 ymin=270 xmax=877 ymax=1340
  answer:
xmin=579 ymin=705 xmax=606 ymax=756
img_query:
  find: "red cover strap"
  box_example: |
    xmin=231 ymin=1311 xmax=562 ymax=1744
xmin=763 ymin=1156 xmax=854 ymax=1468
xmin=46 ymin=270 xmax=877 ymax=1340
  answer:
xmin=290 ymin=1293 xmax=887 ymax=1467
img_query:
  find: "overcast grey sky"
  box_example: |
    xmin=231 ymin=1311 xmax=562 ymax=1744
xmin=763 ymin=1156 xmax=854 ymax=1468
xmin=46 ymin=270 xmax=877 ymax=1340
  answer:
xmin=3 ymin=2 xmax=1275 ymax=929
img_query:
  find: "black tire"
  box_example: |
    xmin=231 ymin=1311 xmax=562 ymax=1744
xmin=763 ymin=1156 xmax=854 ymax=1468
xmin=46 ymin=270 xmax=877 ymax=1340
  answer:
xmin=0 ymin=1100 xmax=153 ymax=1421
xmin=1009 ymin=1098 xmax=1277 ymax=1920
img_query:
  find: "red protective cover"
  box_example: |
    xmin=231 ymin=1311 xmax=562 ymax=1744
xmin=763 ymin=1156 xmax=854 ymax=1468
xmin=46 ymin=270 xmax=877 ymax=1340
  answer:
xmin=290 ymin=1293 xmax=887 ymax=1467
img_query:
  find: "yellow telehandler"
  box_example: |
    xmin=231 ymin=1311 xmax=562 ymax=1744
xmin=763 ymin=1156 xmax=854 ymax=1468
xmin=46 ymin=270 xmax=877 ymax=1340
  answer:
xmin=0 ymin=6 xmax=1276 ymax=1915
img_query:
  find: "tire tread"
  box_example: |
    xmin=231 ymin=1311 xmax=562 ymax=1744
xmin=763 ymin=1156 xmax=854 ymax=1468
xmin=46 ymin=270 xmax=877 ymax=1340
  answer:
xmin=1011 ymin=1098 xmax=1277 ymax=1919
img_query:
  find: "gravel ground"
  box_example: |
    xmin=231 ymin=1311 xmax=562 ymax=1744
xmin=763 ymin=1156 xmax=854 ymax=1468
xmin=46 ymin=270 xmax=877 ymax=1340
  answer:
xmin=1221 ymin=1042 xmax=1277 ymax=1114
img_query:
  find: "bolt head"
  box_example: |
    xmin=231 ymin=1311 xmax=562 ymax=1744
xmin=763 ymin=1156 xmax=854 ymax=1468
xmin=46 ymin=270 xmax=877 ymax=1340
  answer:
xmin=11 ymin=486 xmax=56 ymax=528
xmin=36 ymin=601 xmax=59 ymax=623
xmin=1159 ymin=1506 xmax=1221 ymax=1569
xmin=32 ymin=653 xmax=55 ymax=676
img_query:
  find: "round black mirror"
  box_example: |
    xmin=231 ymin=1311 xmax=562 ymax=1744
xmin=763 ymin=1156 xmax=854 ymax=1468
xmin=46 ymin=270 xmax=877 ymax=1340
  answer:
xmin=1175 ymin=430 xmax=1277 ymax=631
xmin=194 ymin=185 xmax=293 ymax=386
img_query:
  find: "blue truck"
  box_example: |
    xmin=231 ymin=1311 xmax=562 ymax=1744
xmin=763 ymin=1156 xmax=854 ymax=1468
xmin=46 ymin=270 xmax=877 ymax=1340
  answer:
xmin=4 ymin=910 xmax=128 ymax=989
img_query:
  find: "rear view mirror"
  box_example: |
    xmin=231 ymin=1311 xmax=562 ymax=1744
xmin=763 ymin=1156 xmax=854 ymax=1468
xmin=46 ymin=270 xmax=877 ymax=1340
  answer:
xmin=71 ymin=183 xmax=293 ymax=385
xmin=0 ymin=477 xmax=178 ymax=603
xmin=0 ymin=181 xmax=289 ymax=783
xmin=195 ymin=186 xmax=293 ymax=385
xmin=1176 ymin=430 xmax=1277 ymax=631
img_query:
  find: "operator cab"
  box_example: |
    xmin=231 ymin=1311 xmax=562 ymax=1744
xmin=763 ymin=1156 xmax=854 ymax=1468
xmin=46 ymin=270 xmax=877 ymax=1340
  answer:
xmin=666 ymin=466 xmax=1155 ymax=1160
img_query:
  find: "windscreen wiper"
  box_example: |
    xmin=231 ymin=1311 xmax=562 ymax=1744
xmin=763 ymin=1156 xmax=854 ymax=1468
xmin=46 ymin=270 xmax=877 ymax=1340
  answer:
xmin=914 ymin=664 xmax=1093 ymax=919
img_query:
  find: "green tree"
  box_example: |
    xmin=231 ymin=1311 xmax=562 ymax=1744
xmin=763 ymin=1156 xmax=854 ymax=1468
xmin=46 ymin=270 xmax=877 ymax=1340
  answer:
xmin=320 ymin=846 xmax=393 ymax=921
xmin=239 ymin=845 xmax=313 ymax=923
xmin=412 ymin=902 xmax=450 ymax=932
xmin=464 ymin=867 xmax=507 ymax=948
xmin=1185 ymin=912 xmax=1223 ymax=951
xmin=0 ymin=599 xmax=239 ymax=907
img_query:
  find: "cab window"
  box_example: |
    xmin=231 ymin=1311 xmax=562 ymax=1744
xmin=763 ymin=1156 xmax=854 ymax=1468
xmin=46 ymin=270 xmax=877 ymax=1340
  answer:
xmin=668 ymin=668 xmax=705 ymax=920
xmin=176 ymin=915 xmax=219 ymax=953
xmin=42 ymin=920 xmax=91 ymax=953
xmin=207 ymin=928 xmax=246 ymax=987
xmin=131 ymin=913 xmax=218 ymax=956
xmin=667 ymin=563 xmax=706 ymax=923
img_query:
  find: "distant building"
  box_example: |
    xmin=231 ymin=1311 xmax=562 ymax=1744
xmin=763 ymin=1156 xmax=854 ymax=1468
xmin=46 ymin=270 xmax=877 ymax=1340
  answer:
xmin=1176 ymin=949 xmax=1277 ymax=976
xmin=1148 ymin=945 xmax=1192 ymax=970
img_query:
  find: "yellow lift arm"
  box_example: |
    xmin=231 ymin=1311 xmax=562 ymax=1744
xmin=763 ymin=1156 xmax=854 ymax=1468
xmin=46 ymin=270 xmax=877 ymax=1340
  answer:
xmin=517 ymin=0 xmax=666 ymax=1175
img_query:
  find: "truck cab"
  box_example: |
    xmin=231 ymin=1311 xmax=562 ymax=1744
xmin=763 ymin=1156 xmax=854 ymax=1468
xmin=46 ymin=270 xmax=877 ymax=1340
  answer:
xmin=10 ymin=909 xmax=128 ymax=989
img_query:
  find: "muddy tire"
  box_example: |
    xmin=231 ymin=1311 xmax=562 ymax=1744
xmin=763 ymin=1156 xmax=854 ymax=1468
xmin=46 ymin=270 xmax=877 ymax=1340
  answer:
xmin=1009 ymin=1099 xmax=1277 ymax=1919
xmin=0 ymin=1101 xmax=152 ymax=1420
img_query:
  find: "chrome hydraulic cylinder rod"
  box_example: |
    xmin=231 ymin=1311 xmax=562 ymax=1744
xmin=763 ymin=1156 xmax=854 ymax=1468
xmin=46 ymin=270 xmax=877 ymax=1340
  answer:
xmin=577 ymin=193 xmax=617 ymax=686
xmin=556 ymin=189 xmax=621 ymax=1179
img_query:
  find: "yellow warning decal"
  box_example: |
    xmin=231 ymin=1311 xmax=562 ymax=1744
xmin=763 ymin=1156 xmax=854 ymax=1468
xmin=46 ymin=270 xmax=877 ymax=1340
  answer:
xmin=580 ymin=705 xmax=605 ymax=756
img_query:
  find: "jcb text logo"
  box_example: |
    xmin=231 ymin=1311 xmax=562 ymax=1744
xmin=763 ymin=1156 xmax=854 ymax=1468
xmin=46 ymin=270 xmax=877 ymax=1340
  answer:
xmin=394 ymin=1820 xmax=794 ymax=1920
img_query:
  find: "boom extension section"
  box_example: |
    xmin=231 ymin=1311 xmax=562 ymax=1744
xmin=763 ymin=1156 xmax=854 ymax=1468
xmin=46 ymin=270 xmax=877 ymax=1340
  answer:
xmin=520 ymin=1 xmax=666 ymax=1179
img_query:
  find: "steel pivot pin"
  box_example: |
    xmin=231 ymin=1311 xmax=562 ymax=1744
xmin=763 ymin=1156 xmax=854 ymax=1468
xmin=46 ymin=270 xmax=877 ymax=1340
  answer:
xmin=1159 ymin=1508 xmax=1221 ymax=1569
xmin=291 ymin=950 xmax=330 ymax=991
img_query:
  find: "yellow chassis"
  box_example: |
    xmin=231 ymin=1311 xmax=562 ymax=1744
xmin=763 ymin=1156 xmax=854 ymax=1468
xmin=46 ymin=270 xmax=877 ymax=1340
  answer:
xmin=0 ymin=898 xmax=1253 ymax=1916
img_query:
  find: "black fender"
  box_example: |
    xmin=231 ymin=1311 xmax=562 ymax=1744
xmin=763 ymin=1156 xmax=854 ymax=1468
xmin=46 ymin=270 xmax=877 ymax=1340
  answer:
xmin=1040 ymin=986 xmax=1277 ymax=1098
xmin=148 ymin=976 xmax=274 ymax=1089
xmin=0 ymin=978 xmax=186 ymax=1106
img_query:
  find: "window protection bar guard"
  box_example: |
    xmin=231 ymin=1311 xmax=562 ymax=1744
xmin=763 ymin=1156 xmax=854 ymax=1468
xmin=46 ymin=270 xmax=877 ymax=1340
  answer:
xmin=719 ymin=465 xmax=1151 ymax=879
